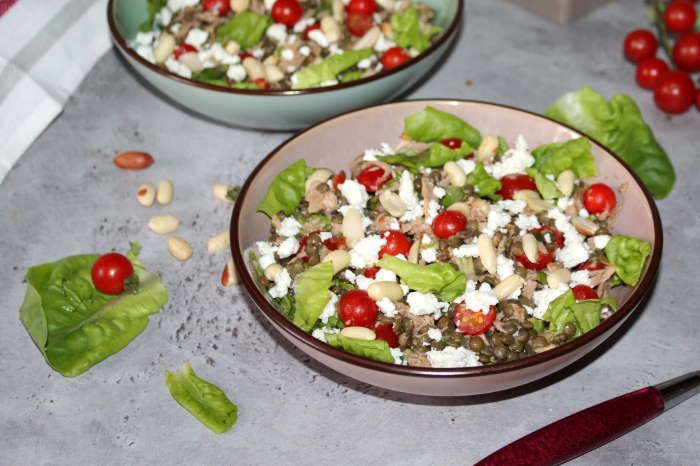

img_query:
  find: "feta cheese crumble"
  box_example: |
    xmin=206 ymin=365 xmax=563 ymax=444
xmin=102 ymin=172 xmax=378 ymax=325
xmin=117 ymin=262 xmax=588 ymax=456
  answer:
xmin=530 ymin=284 xmax=569 ymax=319
xmin=461 ymin=281 xmax=499 ymax=314
xmin=427 ymin=346 xmax=482 ymax=368
xmin=277 ymin=217 xmax=301 ymax=237
xmin=268 ymin=268 xmax=292 ymax=298
xmin=349 ymin=235 xmax=386 ymax=268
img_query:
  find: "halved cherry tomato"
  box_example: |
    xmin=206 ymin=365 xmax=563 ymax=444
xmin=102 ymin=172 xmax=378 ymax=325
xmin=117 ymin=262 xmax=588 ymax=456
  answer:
xmin=381 ymin=47 xmax=410 ymax=70
xmin=239 ymin=52 xmax=253 ymax=61
xmin=432 ymin=211 xmax=467 ymax=238
xmin=514 ymin=250 xmax=554 ymax=271
xmin=357 ymin=164 xmax=391 ymax=193
xmin=202 ymin=0 xmax=231 ymax=16
xmin=440 ymin=138 xmax=463 ymax=149
xmin=583 ymin=183 xmax=616 ymax=215
xmin=91 ymin=253 xmax=134 ymax=295
xmin=296 ymin=230 xmax=321 ymax=258
xmin=338 ymin=290 xmax=378 ymax=327
xmin=254 ymin=78 xmax=271 ymax=90
xmin=497 ymin=174 xmax=537 ymax=200
xmin=454 ymin=304 xmax=497 ymax=335
xmin=303 ymin=23 xmax=321 ymax=40
xmin=346 ymin=12 xmax=374 ymax=37
xmin=323 ymin=236 xmax=347 ymax=251
xmin=363 ymin=266 xmax=380 ymax=279
xmin=579 ymin=259 xmax=606 ymax=271
xmin=331 ymin=170 xmax=346 ymax=190
xmin=374 ymin=323 xmax=399 ymax=348
xmin=531 ymin=226 xmax=565 ymax=249
xmin=347 ymin=0 xmax=376 ymax=15
xmin=572 ymin=285 xmax=599 ymax=301
xmin=380 ymin=230 xmax=411 ymax=257
xmin=271 ymin=0 xmax=303 ymax=27
xmin=515 ymin=226 xmax=563 ymax=270
xmin=174 ymin=43 xmax=197 ymax=59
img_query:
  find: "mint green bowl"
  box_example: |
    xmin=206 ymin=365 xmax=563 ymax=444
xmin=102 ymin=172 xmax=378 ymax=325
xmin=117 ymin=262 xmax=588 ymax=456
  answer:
xmin=107 ymin=0 xmax=463 ymax=130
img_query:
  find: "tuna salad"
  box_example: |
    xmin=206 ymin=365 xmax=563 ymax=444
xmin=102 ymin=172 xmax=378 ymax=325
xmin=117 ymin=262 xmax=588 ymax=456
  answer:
xmin=249 ymin=106 xmax=652 ymax=368
xmin=131 ymin=0 xmax=442 ymax=91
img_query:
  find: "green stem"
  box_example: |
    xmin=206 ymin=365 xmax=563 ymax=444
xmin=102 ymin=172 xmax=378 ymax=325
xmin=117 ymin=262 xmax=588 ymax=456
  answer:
xmin=653 ymin=0 xmax=675 ymax=66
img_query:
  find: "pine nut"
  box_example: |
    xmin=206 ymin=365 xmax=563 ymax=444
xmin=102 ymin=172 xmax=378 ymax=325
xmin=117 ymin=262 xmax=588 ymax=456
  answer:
xmin=179 ymin=52 xmax=203 ymax=72
xmin=263 ymin=55 xmax=278 ymax=66
xmin=207 ymin=231 xmax=230 ymax=254
xmin=493 ymin=275 xmax=525 ymax=300
xmin=137 ymin=183 xmax=156 ymax=207
xmin=476 ymin=136 xmax=499 ymax=162
xmin=224 ymin=40 xmax=241 ymax=55
xmin=408 ymin=238 xmax=420 ymax=263
xmin=513 ymin=189 xmax=541 ymax=201
xmin=264 ymin=63 xmax=285 ymax=83
xmin=332 ymin=0 xmax=344 ymax=22
xmin=526 ymin=198 xmax=552 ymax=212
xmin=522 ymin=233 xmax=539 ymax=263
xmin=342 ymin=208 xmax=364 ymax=247
xmin=264 ymin=263 xmax=282 ymax=281
xmin=367 ymin=281 xmax=404 ymax=302
xmin=168 ymin=236 xmax=193 ymax=261
xmin=444 ymin=161 xmax=466 ymax=187
xmin=322 ymin=250 xmax=351 ymax=274
xmin=148 ymin=214 xmax=180 ymax=234
xmin=478 ymin=234 xmax=497 ymax=275
xmin=242 ymin=57 xmax=266 ymax=80
xmin=154 ymin=33 xmax=175 ymax=64
xmin=230 ymin=0 xmax=249 ymax=13
xmin=320 ymin=17 xmax=342 ymax=43
xmin=556 ymin=170 xmax=575 ymax=197
xmin=221 ymin=259 xmax=239 ymax=287
xmin=353 ymin=27 xmax=380 ymax=50
xmin=341 ymin=326 xmax=376 ymax=340
xmin=572 ymin=216 xmax=599 ymax=236
xmin=213 ymin=184 xmax=235 ymax=204
xmin=305 ymin=168 xmax=333 ymax=195
xmin=156 ymin=179 xmax=173 ymax=205
xmin=547 ymin=269 xmax=571 ymax=289
xmin=378 ymin=190 xmax=407 ymax=217
xmin=473 ymin=198 xmax=490 ymax=215
xmin=447 ymin=201 xmax=470 ymax=217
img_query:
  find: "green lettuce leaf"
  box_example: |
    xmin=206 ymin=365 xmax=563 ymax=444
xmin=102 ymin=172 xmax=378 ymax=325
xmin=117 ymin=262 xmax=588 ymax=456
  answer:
xmin=138 ymin=0 xmax=167 ymax=32
xmin=497 ymin=136 xmax=509 ymax=156
xmin=257 ymin=160 xmax=315 ymax=217
xmin=526 ymin=168 xmax=562 ymax=199
xmin=191 ymin=67 xmax=229 ymax=87
xmin=545 ymin=87 xmax=675 ymax=198
xmin=466 ymin=163 xmax=501 ymax=201
xmin=339 ymin=69 xmax=364 ymax=83
xmin=604 ymin=235 xmax=652 ymax=286
xmin=292 ymin=49 xmax=373 ymax=90
xmin=543 ymin=290 xmax=617 ymax=336
xmin=390 ymin=7 xmax=442 ymax=52
xmin=377 ymin=255 xmax=466 ymax=301
xmin=324 ymin=334 xmax=394 ymax=363
xmin=216 ymin=11 xmax=271 ymax=49
xmin=404 ymin=107 xmax=482 ymax=148
xmin=19 ymin=243 xmax=168 ymax=376
xmin=441 ymin=186 xmax=465 ymax=207
xmin=165 ymin=362 xmax=238 ymax=434
xmin=378 ymin=142 xmax=473 ymax=173
xmin=531 ymin=138 xmax=598 ymax=179
xmin=293 ymin=262 xmax=334 ymax=332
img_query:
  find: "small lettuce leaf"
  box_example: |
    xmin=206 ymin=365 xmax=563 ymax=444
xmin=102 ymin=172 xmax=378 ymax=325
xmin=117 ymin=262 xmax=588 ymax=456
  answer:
xmin=497 ymin=136 xmax=509 ymax=156
xmin=292 ymin=49 xmax=373 ymax=89
xmin=191 ymin=66 xmax=229 ymax=87
xmin=216 ymin=11 xmax=271 ymax=49
xmin=165 ymin=362 xmax=238 ymax=434
xmin=441 ymin=186 xmax=465 ymax=207
xmin=377 ymin=255 xmax=466 ymax=301
xmin=404 ymin=107 xmax=482 ymax=148
xmin=293 ymin=262 xmax=334 ymax=331
xmin=526 ymin=168 xmax=562 ymax=199
xmin=325 ymin=334 xmax=394 ymax=363
xmin=543 ymin=290 xmax=617 ymax=336
xmin=390 ymin=7 xmax=442 ymax=52
xmin=545 ymin=87 xmax=675 ymax=199
xmin=604 ymin=235 xmax=652 ymax=286
xmin=531 ymin=138 xmax=598 ymax=179
xmin=378 ymin=142 xmax=473 ymax=173
xmin=257 ymin=160 xmax=316 ymax=217
xmin=19 ymin=243 xmax=168 ymax=376
xmin=138 ymin=0 xmax=167 ymax=32
xmin=466 ymin=163 xmax=501 ymax=201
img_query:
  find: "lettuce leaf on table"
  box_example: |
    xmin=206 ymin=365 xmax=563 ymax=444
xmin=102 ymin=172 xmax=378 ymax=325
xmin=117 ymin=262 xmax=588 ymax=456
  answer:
xmin=257 ymin=160 xmax=316 ymax=217
xmin=390 ymin=7 xmax=442 ymax=52
xmin=404 ymin=107 xmax=482 ymax=149
xmin=543 ymin=290 xmax=617 ymax=336
xmin=604 ymin=235 xmax=652 ymax=286
xmin=19 ymin=243 xmax=168 ymax=377
xmin=293 ymin=262 xmax=334 ymax=332
xmin=377 ymin=255 xmax=466 ymax=301
xmin=531 ymin=137 xmax=598 ymax=179
xmin=216 ymin=11 xmax=271 ymax=49
xmin=292 ymin=49 xmax=373 ymax=90
xmin=378 ymin=142 xmax=473 ymax=172
xmin=325 ymin=333 xmax=394 ymax=363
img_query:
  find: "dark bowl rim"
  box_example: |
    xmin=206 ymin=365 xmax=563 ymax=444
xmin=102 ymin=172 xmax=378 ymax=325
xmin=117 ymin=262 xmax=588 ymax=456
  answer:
xmin=230 ymin=98 xmax=663 ymax=378
xmin=106 ymin=0 xmax=464 ymax=97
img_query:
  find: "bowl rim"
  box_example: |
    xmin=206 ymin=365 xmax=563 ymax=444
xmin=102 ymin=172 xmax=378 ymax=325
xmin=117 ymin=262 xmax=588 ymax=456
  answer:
xmin=106 ymin=0 xmax=464 ymax=97
xmin=230 ymin=98 xmax=663 ymax=378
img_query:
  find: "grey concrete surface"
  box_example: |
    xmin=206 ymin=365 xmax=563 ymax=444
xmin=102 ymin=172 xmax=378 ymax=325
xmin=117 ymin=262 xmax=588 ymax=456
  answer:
xmin=1 ymin=0 xmax=699 ymax=464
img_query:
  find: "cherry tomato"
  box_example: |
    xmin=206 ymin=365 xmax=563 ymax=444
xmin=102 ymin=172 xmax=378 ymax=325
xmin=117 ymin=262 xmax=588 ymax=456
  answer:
xmin=432 ymin=211 xmax=467 ymax=239
xmin=672 ymin=33 xmax=700 ymax=72
xmin=356 ymin=164 xmax=391 ymax=193
xmin=497 ymin=174 xmax=537 ymax=200
xmin=379 ymin=230 xmax=411 ymax=257
xmin=381 ymin=47 xmax=410 ymax=70
xmin=374 ymin=323 xmax=399 ymax=348
xmin=303 ymin=23 xmax=320 ymax=41
xmin=654 ymin=70 xmax=696 ymax=114
xmin=239 ymin=52 xmax=253 ymax=61
xmin=440 ymin=138 xmax=463 ymax=149
xmin=91 ymin=253 xmax=134 ymax=295
xmin=697 ymin=88 xmax=700 ymax=111
xmin=271 ymin=0 xmax=303 ymax=27
xmin=323 ymin=236 xmax=347 ymax=251
xmin=202 ymin=0 xmax=231 ymax=16
xmin=363 ymin=266 xmax=380 ymax=279
xmin=338 ymin=290 xmax=378 ymax=327
xmin=664 ymin=1 xmax=697 ymax=33
xmin=347 ymin=0 xmax=377 ymax=15
xmin=296 ymin=230 xmax=321 ymax=259
xmin=173 ymin=43 xmax=197 ymax=59
xmin=572 ymin=285 xmax=599 ymax=301
xmin=623 ymin=29 xmax=658 ymax=62
xmin=635 ymin=57 xmax=669 ymax=90
xmin=515 ymin=250 xmax=554 ymax=271
xmin=531 ymin=226 xmax=565 ymax=249
xmin=454 ymin=304 xmax=497 ymax=335
xmin=579 ymin=259 xmax=606 ymax=271
xmin=346 ymin=12 xmax=374 ymax=37
xmin=254 ymin=78 xmax=271 ymax=90
xmin=331 ymin=170 xmax=346 ymax=190
xmin=583 ymin=183 xmax=617 ymax=215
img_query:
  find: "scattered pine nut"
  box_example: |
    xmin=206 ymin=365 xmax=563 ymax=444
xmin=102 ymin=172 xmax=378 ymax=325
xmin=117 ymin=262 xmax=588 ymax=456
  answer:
xmin=168 ymin=236 xmax=193 ymax=261
xmin=148 ymin=214 xmax=180 ymax=234
xmin=207 ymin=231 xmax=230 ymax=254
xmin=156 ymin=179 xmax=173 ymax=205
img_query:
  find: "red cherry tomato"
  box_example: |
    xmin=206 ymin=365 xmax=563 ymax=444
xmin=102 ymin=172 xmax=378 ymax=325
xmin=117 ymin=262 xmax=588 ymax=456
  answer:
xmin=173 ymin=43 xmax=197 ymax=59
xmin=338 ymin=290 xmax=379 ymax=327
xmin=91 ymin=253 xmax=134 ymax=295
xmin=239 ymin=52 xmax=253 ymax=61
xmin=579 ymin=259 xmax=606 ymax=272
xmin=363 ymin=266 xmax=380 ymax=279
xmin=202 ymin=0 xmax=231 ymax=16
xmin=515 ymin=250 xmax=554 ymax=271
xmin=271 ymin=0 xmax=303 ymax=27
xmin=254 ymin=78 xmax=271 ymax=90
xmin=696 ymin=89 xmax=700 ymax=111
xmin=672 ymin=33 xmax=700 ymax=72
xmin=323 ymin=236 xmax=347 ymax=251
xmin=356 ymin=164 xmax=390 ymax=193
xmin=454 ymin=304 xmax=497 ymax=335
xmin=635 ymin=57 xmax=669 ymax=90
xmin=623 ymin=29 xmax=658 ymax=62
xmin=374 ymin=323 xmax=399 ymax=348
xmin=347 ymin=0 xmax=376 ymax=15
xmin=440 ymin=138 xmax=463 ymax=149
xmin=432 ymin=211 xmax=467 ymax=239
xmin=331 ymin=170 xmax=346 ymax=190
xmin=654 ymin=70 xmax=696 ymax=114
xmin=664 ymin=1 xmax=697 ymax=33
xmin=531 ymin=225 xmax=565 ymax=249
xmin=296 ymin=230 xmax=321 ymax=258
xmin=381 ymin=47 xmax=410 ymax=70
xmin=583 ymin=183 xmax=617 ymax=215
xmin=572 ymin=285 xmax=599 ymax=301
xmin=497 ymin=174 xmax=537 ymax=200
xmin=379 ymin=230 xmax=411 ymax=257
xmin=346 ymin=12 xmax=374 ymax=37
xmin=303 ymin=23 xmax=321 ymax=41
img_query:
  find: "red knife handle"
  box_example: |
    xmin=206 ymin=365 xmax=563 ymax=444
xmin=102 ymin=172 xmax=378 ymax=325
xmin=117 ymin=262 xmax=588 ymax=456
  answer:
xmin=475 ymin=387 xmax=665 ymax=466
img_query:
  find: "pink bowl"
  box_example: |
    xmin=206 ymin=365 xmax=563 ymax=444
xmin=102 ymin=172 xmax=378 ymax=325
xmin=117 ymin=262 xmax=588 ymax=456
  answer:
xmin=231 ymin=100 xmax=662 ymax=397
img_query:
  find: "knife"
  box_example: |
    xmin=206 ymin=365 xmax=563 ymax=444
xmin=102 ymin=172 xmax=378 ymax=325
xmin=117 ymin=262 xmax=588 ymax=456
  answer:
xmin=475 ymin=371 xmax=700 ymax=466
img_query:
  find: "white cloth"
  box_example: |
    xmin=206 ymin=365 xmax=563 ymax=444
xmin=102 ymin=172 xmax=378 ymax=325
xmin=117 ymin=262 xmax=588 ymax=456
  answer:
xmin=0 ymin=0 xmax=111 ymax=182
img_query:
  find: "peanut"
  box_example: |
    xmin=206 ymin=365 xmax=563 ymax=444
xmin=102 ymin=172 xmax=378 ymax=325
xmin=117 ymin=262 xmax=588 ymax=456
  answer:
xmin=493 ymin=275 xmax=525 ymax=300
xmin=148 ymin=214 xmax=180 ymax=234
xmin=353 ymin=27 xmax=380 ymax=50
xmin=264 ymin=263 xmax=282 ymax=281
xmin=137 ymin=183 xmax=156 ymax=207
xmin=522 ymin=233 xmax=539 ymax=263
xmin=547 ymin=269 xmax=571 ymax=289
xmin=476 ymin=136 xmax=499 ymax=162
xmin=322 ymin=250 xmax=351 ymax=274
xmin=168 ymin=236 xmax=193 ymax=261
xmin=230 ymin=0 xmax=249 ymax=13
xmin=153 ymin=33 xmax=175 ymax=64
xmin=478 ymin=234 xmax=497 ymax=275
xmin=340 ymin=326 xmax=376 ymax=340
xmin=556 ymin=170 xmax=575 ymax=197
xmin=378 ymin=190 xmax=407 ymax=218
xmin=242 ymin=57 xmax=266 ymax=81
xmin=221 ymin=259 xmax=239 ymax=287
xmin=367 ymin=281 xmax=404 ymax=302
xmin=320 ymin=17 xmax=342 ymax=43
xmin=113 ymin=151 xmax=154 ymax=170
xmin=342 ymin=208 xmax=364 ymax=247
xmin=264 ymin=63 xmax=285 ymax=83
xmin=207 ymin=231 xmax=230 ymax=254
xmin=444 ymin=161 xmax=466 ymax=187
xmin=156 ymin=179 xmax=173 ymax=205
xmin=513 ymin=189 xmax=540 ymax=201
xmin=179 ymin=52 xmax=203 ymax=72
xmin=213 ymin=184 xmax=235 ymax=204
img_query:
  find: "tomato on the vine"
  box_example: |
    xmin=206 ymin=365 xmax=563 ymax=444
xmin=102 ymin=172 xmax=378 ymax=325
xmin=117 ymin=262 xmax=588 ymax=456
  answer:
xmin=271 ymin=0 xmax=303 ymax=27
xmin=381 ymin=47 xmax=410 ymax=70
xmin=654 ymin=70 xmax=696 ymax=114
xmin=379 ymin=230 xmax=411 ymax=257
xmin=664 ymin=1 xmax=697 ymax=33
xmin=432 ymin=211 xmax=467 ymax=238
xmin=374 ymin=323 xmax=399 ymax=348
xmin=572 ymin=285 xmax=599 ymax=301
xmin=623 ymin=29 xmax=658 ymax=62
xmin=338 ymin=290 xmax=378 ymax=327
xmin=497 ymin=174 xmax=537 ymax=200
xmin=91 ymin=253 xmax=134 ymax=295
xmin=357 ymin=164 xmax=391 ymax=192
xmin=454 ymin=304 xmax=497 ymax=335
xmin=202 ymin=0 xmax=231 ymax=16
xmin=346 ymin=12 xmax=374 ymax=37
xmin=635 ymin=57 xmax=669 ymax=90
xmin=346 ymin=0 xmax=376 ymax=15
xmin=583 ymin=183 xmax=617 ymax=215
xmin=672 ymin=32 xmax=700 ymax=72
